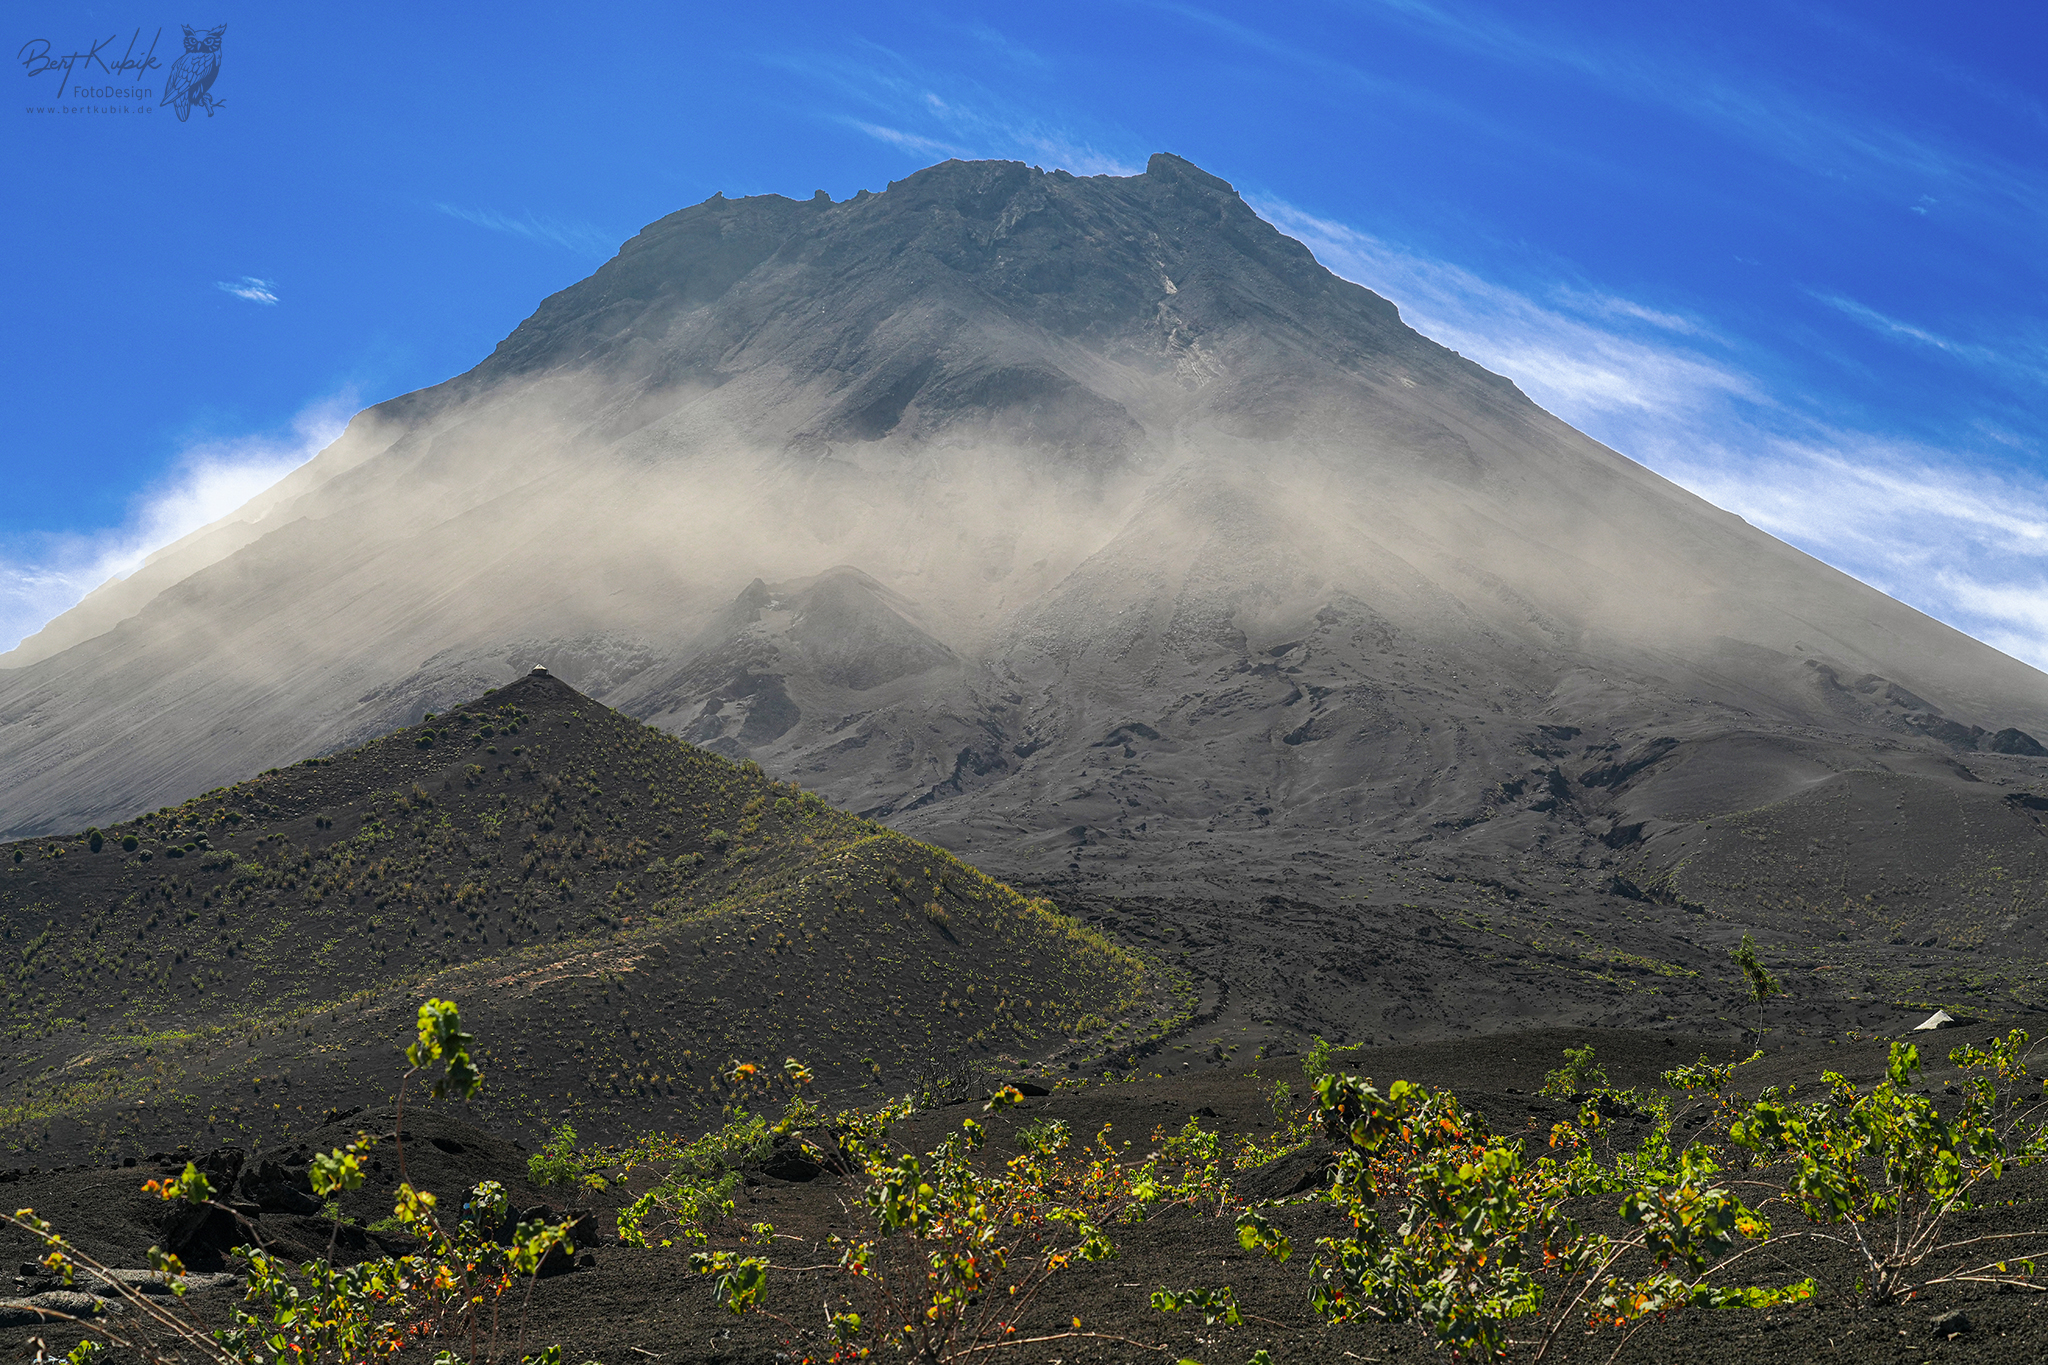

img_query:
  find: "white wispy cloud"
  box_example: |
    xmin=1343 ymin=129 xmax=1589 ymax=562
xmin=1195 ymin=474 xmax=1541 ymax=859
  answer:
xmin=1551 ymin=287 xmax=1709 ymax=337
xmin=1812 ymin=292 xmax=1985 ymax=359
xmin=840 ymin=119 xmax=968 ymax=158
xmin=430 ymin=203 xmax=620 ymax=258
xmin=1808 ymin=291 xmax=2048 ymax=393
xmin=775 ymin=41 xmax=1139 ymax=177
xmin=216 ymin=276 xmax=278 ymax=305
xmin=1254 ymin=196 xmax=2048 ymax=671
xmin=1156 ymin=1 xmax=1550 ymax=162
xmin=954 ymin=22 xmax=1050 ymax=71
xmin=1346 ymin=0 xmax=2048 ymax=228
xmin=1255 ymin=198 xmax=1758 ymax=423
xmin=1661 ymin=436 xmax=2048 ymax=668
xmin=1014 ymin=132 xmax=1138 ymax=178
xmin=1657 ymin=438 xmax=2048 ymax=570
xmin=0 ymin=397 xmax=350 ymax=655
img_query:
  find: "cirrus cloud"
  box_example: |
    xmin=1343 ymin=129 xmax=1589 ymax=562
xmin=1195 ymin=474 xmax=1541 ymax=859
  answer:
xmin=215 ymin=276 xmax=278 ymax=305
xmin=1254 ymin=196 xmax=2048 ymax=672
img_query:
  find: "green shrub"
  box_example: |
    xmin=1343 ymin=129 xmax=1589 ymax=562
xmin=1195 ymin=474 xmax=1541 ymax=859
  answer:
xmin=1730 ymin=934 xmax=1781 ymax=1045
xmin=1198 ymin=1035 xmax=2048 ymax=1358
xmin=527 ymin=1122 xmax=583 ymax=1187
xmin=1540 ymin=1044 xmax=1609 ymax=1098
xmin=1302 ymin=1034 xmax=1363 ymax=1083
xmin=1730 ymin=1032 xmax=2048 ymax=1304
xmin=693 ymin=1080 xmax=1129 ymax=1360
xmin=0 ymin=998 xmax=578 ymax=1365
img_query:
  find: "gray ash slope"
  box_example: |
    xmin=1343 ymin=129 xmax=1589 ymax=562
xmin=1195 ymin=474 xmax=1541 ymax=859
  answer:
xmin=7 ymin=153 xmax=2048 ymax=1043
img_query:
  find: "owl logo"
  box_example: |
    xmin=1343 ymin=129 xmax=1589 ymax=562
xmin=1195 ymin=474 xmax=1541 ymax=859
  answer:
xmin=160 ymin=23 xmax=226 ymax=122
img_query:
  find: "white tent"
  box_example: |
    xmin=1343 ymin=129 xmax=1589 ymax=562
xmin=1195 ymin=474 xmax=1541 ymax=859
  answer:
xmin=1913 ymin=1009 xmax=1956 ymax=1031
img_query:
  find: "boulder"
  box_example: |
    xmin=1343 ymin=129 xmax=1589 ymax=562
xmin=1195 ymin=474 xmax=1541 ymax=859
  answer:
xmin=238 ymin=1158 xmax=323 ymax=1215
xmin=1237 ymin=1147 xmax=1336 ymax=1201
xmin=0 ymin=1289 xmax=108 ymax=1326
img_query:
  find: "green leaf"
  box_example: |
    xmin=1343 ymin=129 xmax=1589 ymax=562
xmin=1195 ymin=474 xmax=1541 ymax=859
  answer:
xmin=407 ymin=998 xmax=484 ymax=1100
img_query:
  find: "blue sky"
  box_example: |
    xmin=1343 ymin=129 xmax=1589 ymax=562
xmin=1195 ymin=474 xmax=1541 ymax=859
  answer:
xmin=6 ymin=1 xmax=2047 ymax=665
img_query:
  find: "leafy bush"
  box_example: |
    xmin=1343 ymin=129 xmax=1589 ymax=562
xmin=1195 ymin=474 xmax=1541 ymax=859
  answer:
xmin=697 ymin=1084 xmax=1127 ymax=1360
xmin=1267 ymin=1078 xmax=1293 ymax=1124
xmin=909 ymin=1057 xmax=1004 ymax=1110
xmin=675 ymin=1068 xmax=1254 ymax=1361
xmin=620 ymin=1166 xmax=743 ymax=1248
xmin=613 ymin=1101 xmax=782 ymax=1249
xmin=1539 ymin=1043 xmax=1609 ymax=1098
xmin=0 ymin=999 xmax=583 ymax=1365
xmin=1216 ymin=1068 xmax=1808 ymax=1359
xmin=1730 ymin=1032 xmax=2048 ymax=1303
xmin=519 ymin=1062 xmax=816 ymax=1249
xmin=527 ymin=1121 xmax=585 ymax=1187
xmin=1730 ymin=933 xmax=1780 ymax=1045
xmin=1197 ymin=1037 xmax=2048 ymax=1358
xmin=1301 ymin=1034 xmax=1363 ymax=1084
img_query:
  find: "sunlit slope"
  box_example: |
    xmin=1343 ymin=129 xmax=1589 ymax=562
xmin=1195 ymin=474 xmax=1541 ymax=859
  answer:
xmin=0 ymin=671 xmax=1159 ymax=1158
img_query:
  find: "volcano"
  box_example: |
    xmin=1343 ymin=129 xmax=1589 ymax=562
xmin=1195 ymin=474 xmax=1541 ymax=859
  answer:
xmin=7 ymin=153 xmax=2048 ymax=1042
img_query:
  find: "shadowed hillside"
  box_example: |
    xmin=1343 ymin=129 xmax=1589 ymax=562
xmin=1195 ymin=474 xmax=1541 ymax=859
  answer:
xmin=0 ymin=671 xmax=1165 ymax=1161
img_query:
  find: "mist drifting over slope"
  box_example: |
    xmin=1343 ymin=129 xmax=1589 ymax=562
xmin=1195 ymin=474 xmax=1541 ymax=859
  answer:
xmin=5 ymin=152 xmax=2047 ymax=1007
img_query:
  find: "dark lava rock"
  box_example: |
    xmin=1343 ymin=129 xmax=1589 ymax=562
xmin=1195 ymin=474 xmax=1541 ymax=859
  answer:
xmin=1931 ymin=1309 xmax=1972 ymax=1335
xmin=511 ymin=1206 xmax=593 ymax=1277
xmin=238 ymin=1158 xmax=322 ymax=1216
xmin=463 ymin=1200 xmax=596 ymax=1277
xmin=158 ymin=1151 xmax=262 ymax=1267
xmin=1237 ymin=1148 xmax=1336 ymax=1202
xmin=754 ymin=1132 xmax=840 ymax=1183
xmin=1573 ymin=1092 xmax=1656 ymax=1122
xmin=0 ymin=1290 xmax=105 ymax=1327
xmin=1988 ymin=728 xmax=2048 ymax=756
xmin=192 ymin=1147 xmax=245 ymax=1187
xmin=158 ymin=1201 xmax=254 ymax=1268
